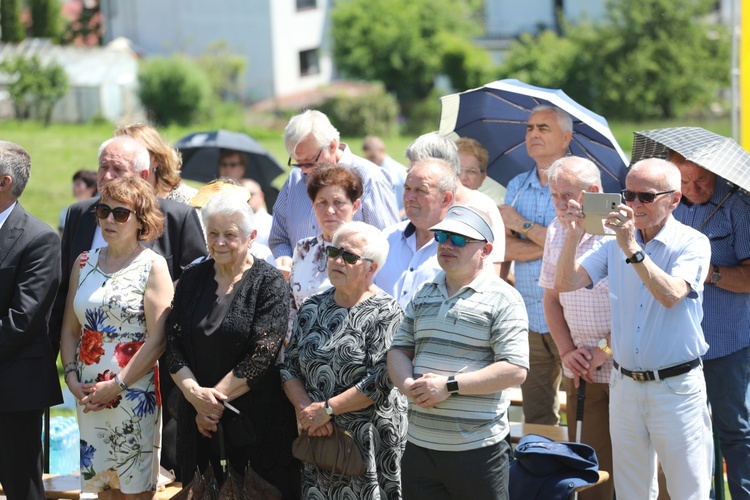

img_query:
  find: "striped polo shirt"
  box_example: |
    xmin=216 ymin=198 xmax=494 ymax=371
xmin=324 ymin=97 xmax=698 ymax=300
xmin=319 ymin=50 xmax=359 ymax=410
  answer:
xmin=390 ymin=268 xmax=529 ymax=451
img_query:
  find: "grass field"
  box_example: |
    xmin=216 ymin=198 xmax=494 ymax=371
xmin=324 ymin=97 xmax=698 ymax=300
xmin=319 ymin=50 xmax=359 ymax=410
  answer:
xmin=0 ymin=116 xmax=732 ymax=230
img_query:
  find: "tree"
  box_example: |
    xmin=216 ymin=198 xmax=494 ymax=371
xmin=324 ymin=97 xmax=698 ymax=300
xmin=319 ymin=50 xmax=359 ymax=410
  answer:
xmin=194 ymin=41 xmax=246 ymax=101
xmin=1 ymin=0 xmax=25 ymax=42
xmin=28 ymin=0 xmax=62 ymax=39
xmin=0 ymin=55 xmax=69 ymax=124
xmin=331 ymin=0 xmax=485 ymax=102
xmin=498 ymin=0 xmax=730 ymax=120
xmin=137 ymin=56 xmax=212 ymax=126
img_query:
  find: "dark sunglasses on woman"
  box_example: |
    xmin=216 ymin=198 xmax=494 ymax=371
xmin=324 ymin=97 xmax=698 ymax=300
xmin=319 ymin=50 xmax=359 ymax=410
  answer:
xmin=433 ymin=230 xmax=483 ymax=248
xmin=94 ymin=203 xmax=135 ymax=223
xmin=621 ymin=190 xmax=675 ymax=204
xmin=325 ymin=245 xmax=371 ymax=265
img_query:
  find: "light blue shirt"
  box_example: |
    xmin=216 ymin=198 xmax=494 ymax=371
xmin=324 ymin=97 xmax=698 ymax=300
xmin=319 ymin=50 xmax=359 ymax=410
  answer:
xmin=375 ymin=220 xmax=441 ymax=309
xmin=269 ymin=144 xmax=399 ymax=258
xmin=504 ymin=168 xmax=557 ymax=333
xmin=673 ymin=182 xmax=750 ymax=359
xmin=580 ymin=216 xmax=710 ymax=370
xmin=380 ymin=155 xmax=408 ymax=213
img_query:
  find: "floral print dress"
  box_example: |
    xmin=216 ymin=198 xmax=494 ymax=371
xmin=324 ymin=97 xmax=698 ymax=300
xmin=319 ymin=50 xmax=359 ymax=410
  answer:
xmin=73 ymin=248 xmax=162 ymax=494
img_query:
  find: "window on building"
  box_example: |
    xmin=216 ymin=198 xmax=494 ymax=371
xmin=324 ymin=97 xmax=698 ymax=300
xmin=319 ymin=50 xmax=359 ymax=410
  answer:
xmin=296 ymin=0 xmax=316 ymax=10
xmin=299 ymin=49 xmax=320 ymax=77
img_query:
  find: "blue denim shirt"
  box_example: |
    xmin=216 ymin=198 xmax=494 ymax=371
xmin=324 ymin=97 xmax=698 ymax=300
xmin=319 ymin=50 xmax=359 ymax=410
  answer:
xmin=673 ymin=181 xmax=750 ymax=359
xmin=505 ymin=168 xmax=557 ymax=333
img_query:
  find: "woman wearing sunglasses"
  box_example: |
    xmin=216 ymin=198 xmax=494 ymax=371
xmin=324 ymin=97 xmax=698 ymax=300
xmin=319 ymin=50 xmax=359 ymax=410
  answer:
xmin=59 ymin=176 xmax=174 ymax=499
xmin=281 ymin=221 xmax=408 ymax=499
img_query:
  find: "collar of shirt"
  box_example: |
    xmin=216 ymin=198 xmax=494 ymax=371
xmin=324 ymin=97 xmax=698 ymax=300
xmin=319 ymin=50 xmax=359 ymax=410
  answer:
xmin=0 ymin=201 xmax=17 ymax=231
xmin=434 ymin=266 xmax=495 ymax=299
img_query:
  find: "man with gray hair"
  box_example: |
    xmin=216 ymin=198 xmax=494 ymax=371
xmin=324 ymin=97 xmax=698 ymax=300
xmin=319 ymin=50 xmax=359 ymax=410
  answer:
xmin=538 ymin=156 xmax=614 ymax=500
xmin=405 ymin=132 xmax=506 ymax=274
xmin=269 ymin=110 xmax=399 ymax=269
xmin=556 ymin=158 xmax=713 ymax=499
xmin=0 ymin=141 xmax=62 ymax=499
xmin=50 ymin=135 xmax=206 ymax=479
xmin=502 ymin=105 xmax=572 ymax=426
xmin=388 ymin=205 xmax=528 ymax=499
xmin=375 ymin=158 xmax=456 ymax=308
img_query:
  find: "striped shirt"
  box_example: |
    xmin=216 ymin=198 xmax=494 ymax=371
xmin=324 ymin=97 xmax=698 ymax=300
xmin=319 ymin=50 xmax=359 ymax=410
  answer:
xmin=390 ymin=269 xmax=529 ymax=451
xmin=538 ymin=218 xmax=613 ymax=383
xmin=504 ymin=168 xmax=557 ymax=332
xmin=269 ymin=143 xmax=399 ymax=258
xmin=673 ymin=181 xmax=750 ymax=359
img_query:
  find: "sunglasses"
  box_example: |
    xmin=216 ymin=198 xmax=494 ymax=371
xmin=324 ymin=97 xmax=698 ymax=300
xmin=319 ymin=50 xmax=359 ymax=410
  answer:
xmin=621 ymin=190 xmax=675 ymax=204
xmin=288 ymin=147 xmax=325 ymax=168
xmin=325 ymin=245 xmax=372 ymax=265
xmin=433 ymin=230 xmax=483 ymax=247
xmin=94 ymin=203 xmax=135 ymax=223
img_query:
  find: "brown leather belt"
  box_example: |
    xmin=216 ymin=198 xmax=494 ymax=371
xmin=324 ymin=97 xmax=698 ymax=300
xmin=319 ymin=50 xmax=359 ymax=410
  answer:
xmin=613 ymin=358 xmax=701 ymax=382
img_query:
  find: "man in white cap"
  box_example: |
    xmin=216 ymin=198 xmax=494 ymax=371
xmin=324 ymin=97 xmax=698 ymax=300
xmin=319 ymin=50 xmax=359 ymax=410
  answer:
xmin=388 ymin=205 xmax=529 ymax=500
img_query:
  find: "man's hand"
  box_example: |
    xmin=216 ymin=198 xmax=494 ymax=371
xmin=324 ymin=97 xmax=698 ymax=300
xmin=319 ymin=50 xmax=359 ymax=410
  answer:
xmin=562 ymin=347 xmax=608 ymax=386
xmin=410 ymin=373 xmax=450 ymax=408
xmin=499 ymin=205 xmax=526 ymax=233
xmin=560 ymin=197 xmax=586 ymax=238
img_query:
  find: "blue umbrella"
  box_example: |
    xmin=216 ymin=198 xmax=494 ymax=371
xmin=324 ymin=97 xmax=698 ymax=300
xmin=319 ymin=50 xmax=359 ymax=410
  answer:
xmin=439 ymin=79 xmax=630 ymax=193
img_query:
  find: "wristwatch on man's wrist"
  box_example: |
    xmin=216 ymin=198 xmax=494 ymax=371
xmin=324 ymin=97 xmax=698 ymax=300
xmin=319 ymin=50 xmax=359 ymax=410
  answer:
xmin=625 ymin=250 xmax=645 ymax=264
xmin=521 ymin=221 xmax=535 ymax=236
xmin=446 ymin=375 xmax=460 ymax=395
xmin=597 ymin=338 xmax=613 ymax=357
xmin=710 ymin=265 xmax=721 ymax=284
xmin=324 ymin=399 xmax=335 ymax=416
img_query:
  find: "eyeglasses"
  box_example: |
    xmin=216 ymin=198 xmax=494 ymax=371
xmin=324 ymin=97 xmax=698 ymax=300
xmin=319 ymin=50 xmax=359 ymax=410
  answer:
xmin=94 ymin=203 xmax=135 ymax=223
xmin=462 ymin=169 xmax=485 ymax=176
xmin=288 ymin=147 xmax=325 ymax=168
xmin=433 ymin=230 xmax=483 ymax=247
xmin=325 ymin=245 xmax=372 ymax=265
xmin=621 ymin=190 xmax=675 ymax=204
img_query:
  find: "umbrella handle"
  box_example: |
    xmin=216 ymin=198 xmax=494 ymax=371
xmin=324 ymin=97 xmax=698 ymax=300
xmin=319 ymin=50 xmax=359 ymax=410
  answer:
xmin=575 ymin=380 xmax=586 ymax=425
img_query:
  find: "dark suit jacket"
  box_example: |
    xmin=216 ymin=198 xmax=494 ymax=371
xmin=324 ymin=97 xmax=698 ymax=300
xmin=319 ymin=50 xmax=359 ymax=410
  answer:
xmin=49 ymin=196 xmax=207 ymax=354
xmin=0 ymin=203 xmax=63 ymax=412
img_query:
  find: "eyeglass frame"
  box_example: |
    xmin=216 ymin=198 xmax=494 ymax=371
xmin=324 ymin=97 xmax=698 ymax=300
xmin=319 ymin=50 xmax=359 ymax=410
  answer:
xmin=325 ymin=245 xmax=372 ymax=265
xmin=94 ymin=203 xmax=136 ymax=223
xmin=621 ymin=189 xmax=675 ymax=204
xmin=288 ymin=146 xmax=325 ymax=169
xmin=433 ymin=230 xmax=484 ymax=248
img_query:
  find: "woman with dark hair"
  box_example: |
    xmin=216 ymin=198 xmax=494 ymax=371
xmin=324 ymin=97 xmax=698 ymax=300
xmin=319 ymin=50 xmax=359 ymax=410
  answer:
xmin=166 ymin=194 xmax=298 ymax=498
xmin=59 ymin=176 xmax=173 ymax=499
xmin=288 ymin=164 xmax=363 ymax=307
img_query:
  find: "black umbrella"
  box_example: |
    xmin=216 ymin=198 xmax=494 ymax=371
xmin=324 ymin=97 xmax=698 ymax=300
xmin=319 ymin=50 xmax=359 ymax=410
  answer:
xmin=174 ymin=129 xmax=285 ymax=189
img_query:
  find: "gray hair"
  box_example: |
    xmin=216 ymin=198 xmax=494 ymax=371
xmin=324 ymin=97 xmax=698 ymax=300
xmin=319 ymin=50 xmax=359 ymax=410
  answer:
xmin=283 ymin=110 xmax=340 ymax=158
xmin=98 ymin=136 xmax=151 ymax=173
xmin=410 ymin=158 xmax=458 ymax=197
xmin=405 ymin=132 xmax=461 ymax=174
xmin=332 ymin=221 xmax=389 ymax=277
xmin=547 ymin=156 xmax=602 ymax=191
xmin=630 ymin=158 xmax=681 ymax=191
xmin=0 ymin=140 xmax=31 ymax=197
xmin=530 ymin=105 xmax=573 ymax=133
xmin=201 ymin=194 xmax=256 ymax=239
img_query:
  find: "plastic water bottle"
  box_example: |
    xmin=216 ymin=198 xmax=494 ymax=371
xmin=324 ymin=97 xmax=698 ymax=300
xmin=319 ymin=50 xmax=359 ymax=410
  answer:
xmin=44 ymin=416 xmax=80 ymax=475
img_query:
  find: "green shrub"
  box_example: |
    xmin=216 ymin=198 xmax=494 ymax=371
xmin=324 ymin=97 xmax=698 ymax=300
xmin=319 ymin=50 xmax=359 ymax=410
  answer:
xmin=137 ymin=56 xmax=213 ymax=126
xmin=402 ymin=89 xmax=443 ymax=136
xmin=317 ymin=90 xmax=400 ymax=137
xmin=0 ymin=55 xmax=69 ymax=125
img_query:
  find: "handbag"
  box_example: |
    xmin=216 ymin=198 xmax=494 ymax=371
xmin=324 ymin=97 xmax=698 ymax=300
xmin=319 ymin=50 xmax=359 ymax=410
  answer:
xmin=291 ymin=423 xmax=366 ymax=477
xmin=210 ymin=407 xmax=257 ymax=455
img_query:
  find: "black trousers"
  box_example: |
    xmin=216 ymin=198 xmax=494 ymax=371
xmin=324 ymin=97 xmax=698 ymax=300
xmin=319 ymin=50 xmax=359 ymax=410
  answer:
xmin=402 ymin=438 xmax=510 ymax=500
xmin=0 ymin=409 xmax=45 ymax=500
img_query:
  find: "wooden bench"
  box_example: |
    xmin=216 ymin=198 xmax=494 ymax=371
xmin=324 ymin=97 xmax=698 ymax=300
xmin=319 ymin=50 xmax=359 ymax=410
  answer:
xmin=508 ymin=387 xmax=568 ymax=413
xmin=0 ymin=474 xmax=180 ymax=500
xmin=509 ymin=421 xmax=569 ymax=443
